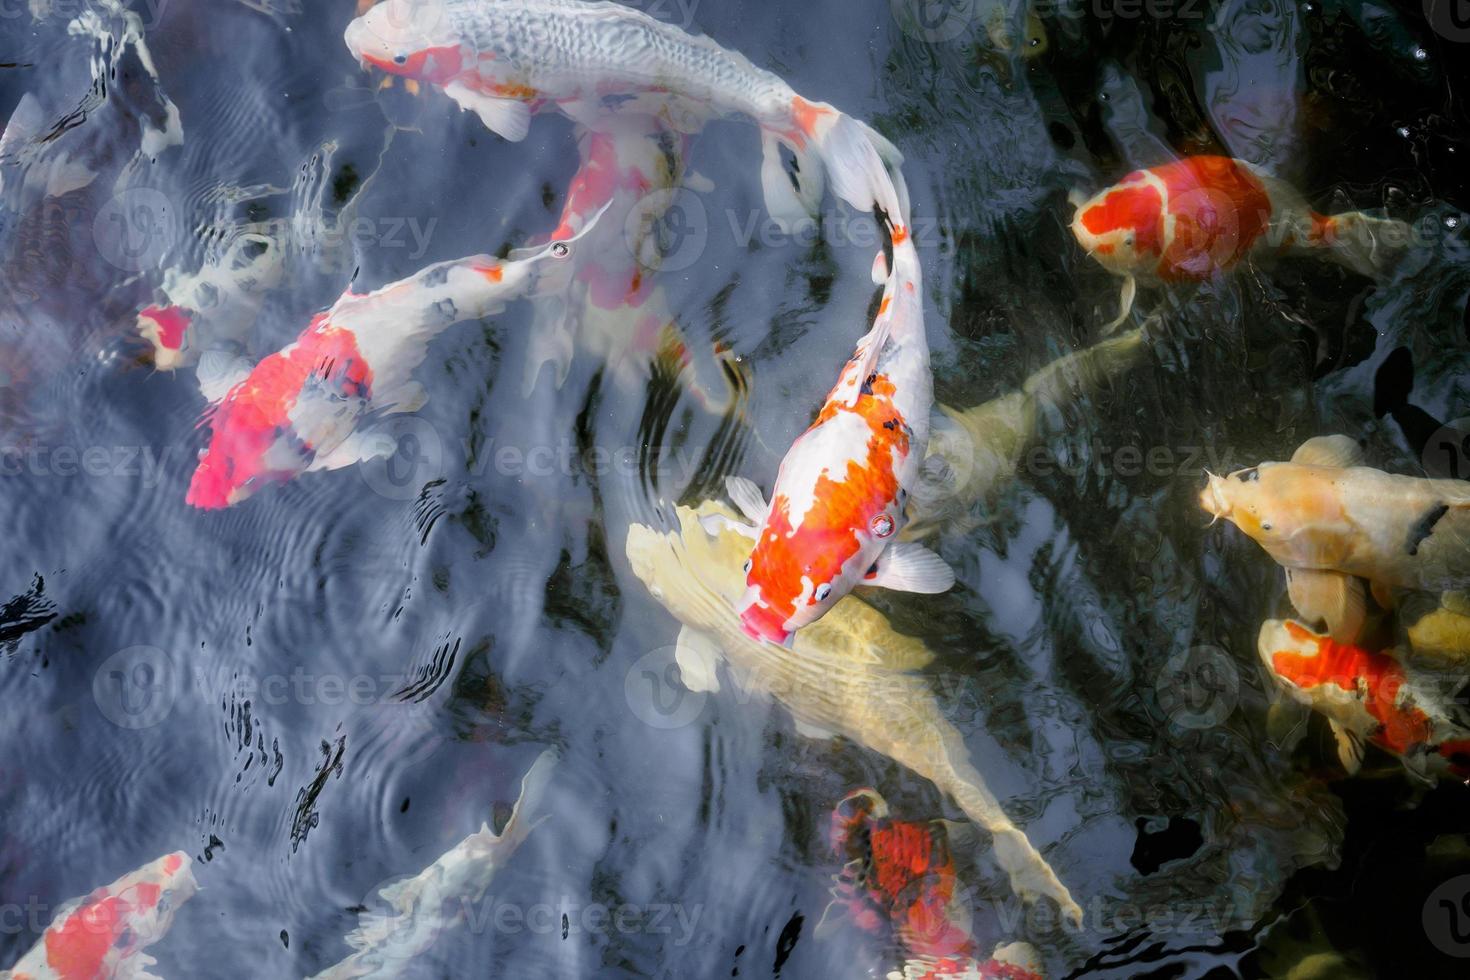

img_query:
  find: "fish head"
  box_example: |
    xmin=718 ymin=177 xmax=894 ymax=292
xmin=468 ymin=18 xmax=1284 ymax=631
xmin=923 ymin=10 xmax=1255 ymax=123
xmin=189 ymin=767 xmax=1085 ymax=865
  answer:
xmin=1069 ymin=173 xmax=1166 ymax=276
xmin=829 ymin=788 xmax=888 ymax=853
xmin=345 ymin=0 xmax=464 ymax=84
xmin=1200 ymin=462 xmax=1352 ymax=567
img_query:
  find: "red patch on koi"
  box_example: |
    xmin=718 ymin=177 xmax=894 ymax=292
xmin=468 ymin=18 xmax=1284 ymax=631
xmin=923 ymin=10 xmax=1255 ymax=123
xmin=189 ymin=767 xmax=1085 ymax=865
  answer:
xmin=790 ymin=96 xmax=832 ymax=139
xmin=363 ymin=45 xmax=463 ymax=85
xmin=138 ymin=304 xmax=191 ymax=352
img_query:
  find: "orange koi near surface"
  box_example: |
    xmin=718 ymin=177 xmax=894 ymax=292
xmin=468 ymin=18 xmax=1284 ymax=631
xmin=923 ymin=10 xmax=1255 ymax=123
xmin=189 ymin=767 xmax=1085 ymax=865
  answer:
xmin=3 ymin=852 xmax=196 ymax=980
xmin=1257 ymin=618 xmax=1470 ymax=781
xmin=1069 ymin=155 xmax=1409 ymax=328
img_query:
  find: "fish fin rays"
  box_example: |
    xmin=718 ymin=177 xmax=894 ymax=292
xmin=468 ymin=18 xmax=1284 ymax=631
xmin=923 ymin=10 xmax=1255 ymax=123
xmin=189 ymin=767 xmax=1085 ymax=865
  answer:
xmin=195 ymin=349 xmax=253 ymax=404
xmin=1291 ymin=434 xmax=1364 ymax=468
xmin=1286 ymin=568 xmax=1366 ymax=644
xmin=674 ymin=626 xmax=722 ymax=693
xmin=863 ymin=542 xmax=955 ymax=594
xmin=1330 ymin=720 xmax=1366 ymax=775
xmin=1101 ymin=275 xmax=1136 ymax=333
xmin=759 ymin=132 xmax=824 ymax=235
xmin=699 ymin=511 xmax=758 ymax=540
xmin=444 ymin=82 xmax=532 ymax=142
xmin=306 ymin=428 xmax=396 ymax=473
xmin=724 ymin=476 xmax=768 ymax=524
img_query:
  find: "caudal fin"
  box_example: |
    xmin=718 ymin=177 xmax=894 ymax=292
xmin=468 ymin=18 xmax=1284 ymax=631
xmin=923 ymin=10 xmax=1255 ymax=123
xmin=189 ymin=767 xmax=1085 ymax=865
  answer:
xmin=761 ymin=100 xmax=908 ymax=228
xmin=1312 ymin=211 xmax=1412 ymax=279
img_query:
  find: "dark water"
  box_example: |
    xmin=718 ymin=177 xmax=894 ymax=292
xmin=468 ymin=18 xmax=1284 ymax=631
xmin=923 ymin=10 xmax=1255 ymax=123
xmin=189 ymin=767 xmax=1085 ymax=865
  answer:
xmin=1 ymin=0 xmax=1468 ymax=977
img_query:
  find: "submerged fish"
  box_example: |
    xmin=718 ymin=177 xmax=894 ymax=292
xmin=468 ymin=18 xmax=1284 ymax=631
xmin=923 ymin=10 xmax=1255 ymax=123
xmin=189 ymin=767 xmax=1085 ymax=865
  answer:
xmin=1200 ymin=435 xmax=1470 ymax=643
xmin=186 ymin=216 xmax=600 ymax=509
xmin=343 ymin=0 xmax=908 ymax=230
xmin=1257 ymin=618 xmax=1470 ymax=781
xmin=820 ymin=788 xmax=979 ymax=961
xmin=2 ymin=851 xmax=197 ymax=980
xmin=720 ymin=216 xmax=949 ymax=646
xmin=895 ymin=944 xmax=1045 ymax=980
xmin=625 ymin=500 xmax=1082 ymax=925
xmin=1070 ymin=156 xmax=1409 ymax=327
xmin=310 ymin=750 xmax=556 ymax=979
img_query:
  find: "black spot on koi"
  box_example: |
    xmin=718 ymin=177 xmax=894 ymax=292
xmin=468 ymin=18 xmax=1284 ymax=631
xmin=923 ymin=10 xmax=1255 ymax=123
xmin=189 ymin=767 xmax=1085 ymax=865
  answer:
xmin=1406 ymin=503 xmax=1450 ymax=556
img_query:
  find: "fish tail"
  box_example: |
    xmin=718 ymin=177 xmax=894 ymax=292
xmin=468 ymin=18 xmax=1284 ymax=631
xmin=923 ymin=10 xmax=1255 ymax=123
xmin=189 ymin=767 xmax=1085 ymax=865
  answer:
xmin=497 ymin=749 xmax=558 ymax=848
xmin=1308 ymin=210 xmax=1412 ymax=279
xmin=763 ymin=99 xmax=909 ymax=228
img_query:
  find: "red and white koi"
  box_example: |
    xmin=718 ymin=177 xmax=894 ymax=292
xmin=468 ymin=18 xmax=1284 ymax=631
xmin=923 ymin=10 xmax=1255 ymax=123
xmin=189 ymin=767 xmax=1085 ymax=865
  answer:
xmin=1070 ymin=155 xmax=1409 ymax=327
xmin=1257 ymin=618 xmax=1470 ymax=781
xmin=343 ymin=0 xmax=908 ymax=230
xmin=186 ymin=213 xmax=601 ymax=509
xmin=3 ymin=851 xmax=196 ymax=980
xmin=1200 ymin=435 xmax=1470 ymax=643
xmin=896 ymin=947 xmax=1045 ymax=980
xmin=310 ymin=751 xmax=555 ymax=979
xmin=718 ymin=219 xmax=952 ymax=646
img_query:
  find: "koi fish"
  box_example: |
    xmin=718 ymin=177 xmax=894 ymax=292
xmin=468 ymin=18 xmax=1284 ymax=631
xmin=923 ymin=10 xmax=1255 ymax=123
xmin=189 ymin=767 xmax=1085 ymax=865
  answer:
xmin=343 ymin=0 xmax=908 ymax=230
xmin=896 ymin=945 xmax=1045 ymax=980
xmin=625 ymin=500 xmax=1083 ymax=926
xmin=1257 ymin=618 xmax=1470 ymax=781
xmin=819 ymin=788 xmax=978 ymax=961
xmin=186 ymin=212 xmax=601 ymax=508
xmin=719 ymin=216 xmax=951 ymax=646
xmin=1070 ymin=156 xmax=1409 ymax=328
xmin=309 ymin=750 xmax=555 ymax=979
xmin=136 ymin=230 xmax=285 ymax=371
xmin=1200 ymin=435 xmax=1470 ymax=643
xmin=3 ymin=851 xmax=197 ymax=980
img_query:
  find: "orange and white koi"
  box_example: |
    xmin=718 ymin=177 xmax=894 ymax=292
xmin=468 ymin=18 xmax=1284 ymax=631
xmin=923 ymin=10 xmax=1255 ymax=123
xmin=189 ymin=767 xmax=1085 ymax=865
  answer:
xmin=310 ymin=751 xmax=554 ymax=979
xmin=186 ymin=214 xmax=601 ymax=508
xmin=718 ymin=219 xmax=951 ymax=646
xmin=1257 ymin=618 xmax=1470 ymax=781
xmin=3 ymin=851 xmax=196 ymax=980
xmin=1200 ymin=435 xmax=1470 ymax=643
xmin=1070 ymin=155 xmax=1409 ymax=327
xmin=820 ymin=788 xmax=979 ymax=962
xmin=896 ymin=946 xmax=1045 ymax=980
xmin=343 ymin=0 xmax=907 ymax=230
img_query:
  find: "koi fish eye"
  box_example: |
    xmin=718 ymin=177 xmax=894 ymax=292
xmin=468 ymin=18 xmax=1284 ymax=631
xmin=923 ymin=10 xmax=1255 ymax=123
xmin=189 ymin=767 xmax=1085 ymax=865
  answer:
xmin=393 ymin=53 xmax=408 ymax=65
xmin=1261 ymin=522 xmax=1273 ymax=531
xmin=1236 ymin=468 xmax=1260 ymax=482
xmin=1123 ymin=233 xmax=1135 ymax=247
xmin=814 ymin=583 xmax=833 ymax=602
xmin=870 ymin=514 xmax=895 ymax=538
xmin=743 ymin=559 xmax=752 ymax=573
xmin=551 ymin=242 xmax=570 ymax=258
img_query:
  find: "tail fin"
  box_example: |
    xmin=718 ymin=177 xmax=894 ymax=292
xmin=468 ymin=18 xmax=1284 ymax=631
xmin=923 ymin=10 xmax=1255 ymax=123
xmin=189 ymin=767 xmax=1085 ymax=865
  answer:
xmin=761 ymin=101 xmax=908 ymax=228
xmin=1312 ymin=211 xmax=1411 ymax=279
xmin=496 ymin=748 xmax=557 ymax=848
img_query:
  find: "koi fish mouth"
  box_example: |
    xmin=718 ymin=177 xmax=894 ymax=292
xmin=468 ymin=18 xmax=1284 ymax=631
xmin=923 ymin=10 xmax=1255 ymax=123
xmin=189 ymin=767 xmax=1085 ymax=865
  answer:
xmin=738 ymin=600 xmax=793 ymax=647
xmin=1199 ymin=471 xmax=1231 ymax=522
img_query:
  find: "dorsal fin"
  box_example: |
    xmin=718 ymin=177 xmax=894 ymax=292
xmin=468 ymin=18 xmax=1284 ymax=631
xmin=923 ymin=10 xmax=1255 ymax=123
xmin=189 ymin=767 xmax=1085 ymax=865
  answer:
xmin=1291 ymin=434 xmax=1364 ymax=468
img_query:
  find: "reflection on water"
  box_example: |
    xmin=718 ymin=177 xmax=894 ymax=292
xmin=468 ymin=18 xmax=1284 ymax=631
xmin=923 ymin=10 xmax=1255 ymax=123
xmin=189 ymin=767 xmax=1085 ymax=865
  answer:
xmin=1 ymin=0 xmax=1468 ymax=977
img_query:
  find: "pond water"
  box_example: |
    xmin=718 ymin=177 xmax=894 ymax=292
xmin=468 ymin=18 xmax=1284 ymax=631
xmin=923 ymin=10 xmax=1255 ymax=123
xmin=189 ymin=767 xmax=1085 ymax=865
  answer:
xmin=1 ymin=0 xmax=1468 ymax=977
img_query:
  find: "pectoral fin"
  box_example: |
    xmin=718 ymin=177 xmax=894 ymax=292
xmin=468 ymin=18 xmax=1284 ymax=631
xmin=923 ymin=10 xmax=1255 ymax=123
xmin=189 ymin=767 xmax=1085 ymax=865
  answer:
xmin=1101 ymin=275 xmax=1136 ymax=333
xmin=724 ymin=476 xmax=768 ymax=524
xmin=196 ymin=349 xmax=253 ymax=403
xmin=674 ymin=626 xmax=722 ymax=693
xmin=444 ymin=82 xmax=532 ymax=141
xmin=1330 ymin=720 xmax=1366 ymax=774
xmin=863 ymin=542 xmax=955 ymax=594
xmin=307 ymin=428 xmax=396 ymax=472
xmin=792 ymin=718 xmax=836 ymax=740
xmin=1286 ymin=568 xmax=1366 ymax=643
xmin=698 ymin=512 xmax=758 ymax=540
xmin=1291 ymin=434 xmax=1364 ymax=467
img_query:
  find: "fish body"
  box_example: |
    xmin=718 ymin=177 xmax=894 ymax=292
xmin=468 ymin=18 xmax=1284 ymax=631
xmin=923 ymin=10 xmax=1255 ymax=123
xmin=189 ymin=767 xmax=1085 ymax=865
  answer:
xmin=343 ymin=0 xmax=907 ymax=229
xmin=896 ymin=944 xmax=1045 ymax=980
xmin=310 ymin=750 xmax=555 ymax=979
xmin=186 ymin=227 xmax=591 ymax=508
xmin=729 ymin=225 xmax=951 ymax=645
xmin=1257 ymin=618 xmax=1470 ymax=780
xmin=624 ymin=501 xmax=1082 ymax=925
xmin=823 ymin=789 xmax=976 ymax=961
xmin=1070 ymin=156 xmax=1407 ymax=326
xmin=3 ymin=852 xmax=197 ymax=980
xmin=1200 ymin=435 xmax=1470 ymax=642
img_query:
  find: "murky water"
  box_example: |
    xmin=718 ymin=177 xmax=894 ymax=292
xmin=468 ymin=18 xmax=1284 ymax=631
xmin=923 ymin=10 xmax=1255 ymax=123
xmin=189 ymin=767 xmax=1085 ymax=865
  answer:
xmin=2 ymin=0 xmax=1469 ymax=977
